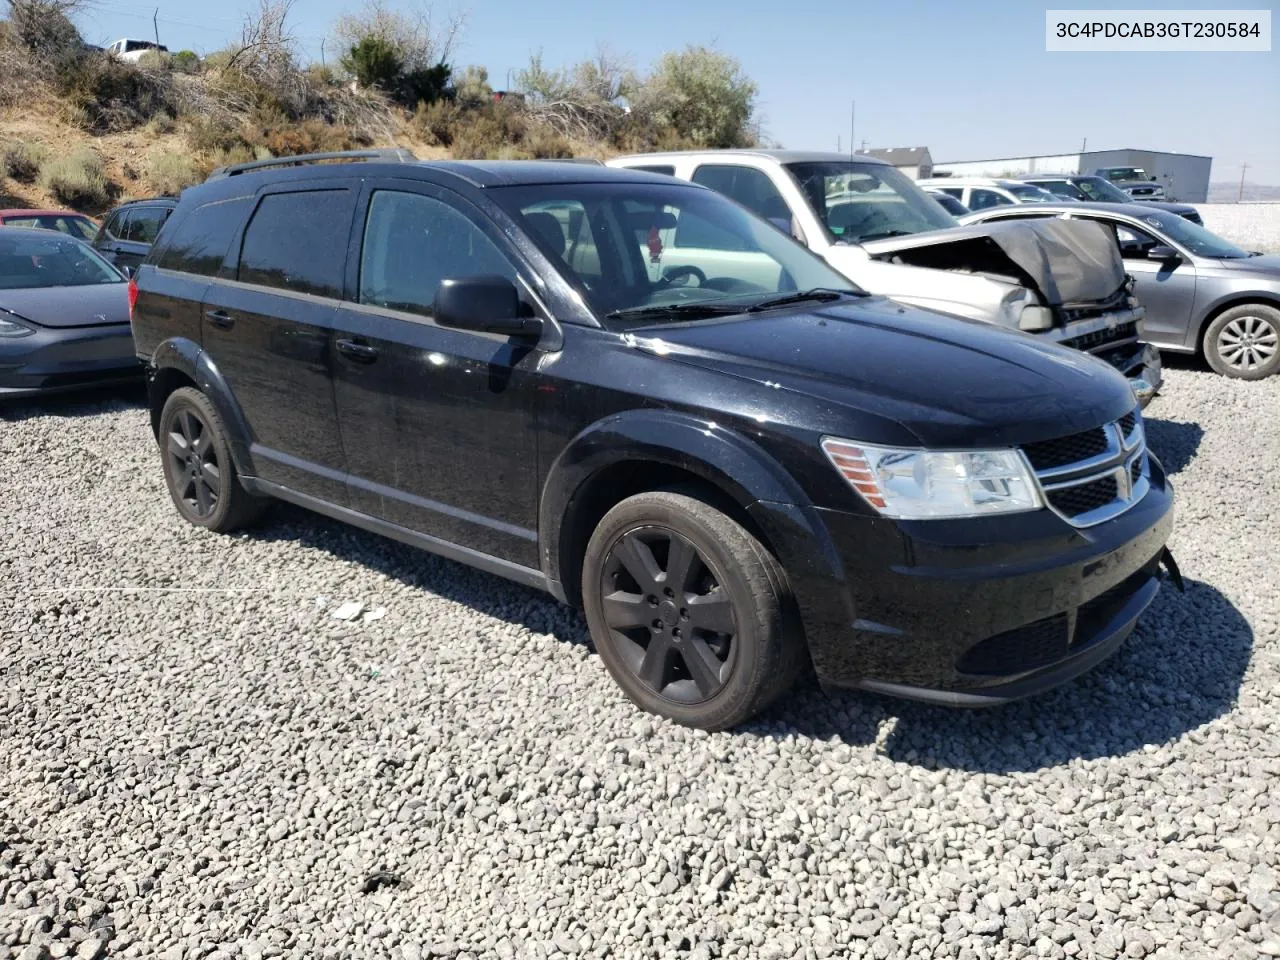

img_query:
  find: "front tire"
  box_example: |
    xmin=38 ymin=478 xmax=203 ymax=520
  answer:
xmin=158 ymin=387 xmax=266 ymax=532
xmin=581 ymin=488 xmax=804 ymax=730
xmin=1203 ymin=304 xmax=1280 ymax=380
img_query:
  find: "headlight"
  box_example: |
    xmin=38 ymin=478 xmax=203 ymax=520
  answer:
xmin=821 ymin=439 xmax=1042 ymax=519
xmin=0 ymin=314 xmax=34 ymax=338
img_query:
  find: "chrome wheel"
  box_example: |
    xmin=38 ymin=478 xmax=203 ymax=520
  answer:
xmin=1218 ymin=314 xmax=1279 ymax=372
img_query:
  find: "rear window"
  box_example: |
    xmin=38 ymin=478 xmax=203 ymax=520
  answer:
xmin=2 ymin=215 xmax=97 ymax=241
xmin=156 ymin=197 xmax=253 ymax=277
xmin=236 ymin=191 xmax=352 ymax=298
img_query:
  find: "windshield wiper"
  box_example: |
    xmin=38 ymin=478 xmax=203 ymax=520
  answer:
xmin=856 ymin=229 xmax=916 ymax=241
xmin=605 ymin=301 xmax=749 ymax=322
xmin=745 ymin=288 xmax=863 ymax=312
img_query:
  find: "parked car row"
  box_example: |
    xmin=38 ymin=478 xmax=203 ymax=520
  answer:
xmin=5 ymin=147 xmax=1269 ymax=729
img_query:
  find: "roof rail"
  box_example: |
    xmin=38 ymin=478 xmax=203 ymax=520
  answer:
xmin=528 ymin=157 xmax=604 ymax=165
xmin=207 ymin=148 xmax=418 ymax=181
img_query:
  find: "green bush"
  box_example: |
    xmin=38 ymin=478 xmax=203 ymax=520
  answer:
xmin=2 ymin=140 xmax=50 ymax=183
xmin=172 ymin=50 xmax=201 ymax=73
xmin=635 ymin=47 xmax=757 ymax=148
xmin=341 ymin=34 xmax=403 ymax=91
xmin=39 ymin=146 xmax=110 ymax=207
xmin=147 ymin=149 xmax=199 ymax=195
xmin=54 ymin=52 xmax=174 ymax=132
xmin=449 ymin=103 xmax=527 ymax=160
xmin=411 ymin=98 xmax=460 ymax=146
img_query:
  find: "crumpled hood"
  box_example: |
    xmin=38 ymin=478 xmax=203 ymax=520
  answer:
xmin=0 ymin=283 xmax=130 ymax=328
xmin=861 ymin=218 xmax=1125 ymax=307
xmin=633 ymin=297 xmax=1136 ymax=448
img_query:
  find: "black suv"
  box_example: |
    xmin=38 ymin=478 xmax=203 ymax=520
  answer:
xmin=93 ymin=197 xmax=178 ymax=274
xmin=130 ymin=150 xmax=1177 ymax=729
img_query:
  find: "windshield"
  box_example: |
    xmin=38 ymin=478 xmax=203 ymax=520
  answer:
xmin=490 ymin=182 xmax=861 ymax=330
xmin=1072 ymin=177 xmax=1132 ymax=203
xmin=1 ymin=214 xmax=97 ymax=241
xmin=784 ymin=161 xmax=956 ymax=243
xmin=1128 ymin=210 xmax=1250 ymax=259
xmin=0 ymin=231 xmax=123 ymax=289
xmin=1106 ymin=168 xmax=1146 ymax=180
xmin=1034 ymin=180 xmax=1087 ymax=200
xmin=1005 ymin=184 xmax=1058 ymax=202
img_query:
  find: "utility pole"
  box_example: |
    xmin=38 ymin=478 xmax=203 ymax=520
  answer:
xmin=837 ymin=135 xmax=841 ymax=154
xmin=859 ymin=139 xmax=869 ymax=151
xmin=320 ymin=39 xmax=326 ymax=69
xmin=152 ymin=8 xmax=160 ymax=49
xmin=850 ymin=100 xmax=855 ymax=163
xmin=1238 ymin=162 xmax=1248 ymax=202
xmin=1081 ymin=137 xmax=1087 ymax=152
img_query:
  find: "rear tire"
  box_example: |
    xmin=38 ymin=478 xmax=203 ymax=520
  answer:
xmin=581 ymin=487 xmax=805 ymax=730
xmin=1203 ymin=304 xmax=1280 ymax=380
xmin=158 ymin=387 xmax=267 ymax=532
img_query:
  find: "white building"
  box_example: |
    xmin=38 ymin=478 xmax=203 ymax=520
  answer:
xmin=932 ymin=148 xmax=1213 ymax=203
xmin=855 ymin=147 xmax=933 ymax=180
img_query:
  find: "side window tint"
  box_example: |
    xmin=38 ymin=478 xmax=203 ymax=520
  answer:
xmin=358 ymin=190 xmax=515 ymax=318
xmin=691 ymin=164 xmax=791 ymax=224
xmin=157 ymin=197 xmax=253 ymax=276
xmin=237 ymin=191 xmax=350 ymax=298
xmin=633 ymin=165 xmax=676 ymax=176
xmin=968 ymin=188 xmax=1012 ymax=211
xmin=1108 ymin=222 xmax=1158 ymax=258
xmin=938 ymin=187 xmax=963 ymax=199
xmin=102 ymin=211 xmax=126 ymax=241
xmin=122 ymin=207 xmax=167 ymax=244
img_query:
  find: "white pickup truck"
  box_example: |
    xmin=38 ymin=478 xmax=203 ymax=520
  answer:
xmin=608 ymin=149 xmax=1162 ymax=404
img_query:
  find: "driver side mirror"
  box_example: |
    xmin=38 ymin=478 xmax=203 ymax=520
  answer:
xmin=434 ymin=275 xmax=541 ymax=338
xmin=1147 ymin=244 xmax=1181 ymax=262
xmin=119 ymin=264 xmax=134 ymax=278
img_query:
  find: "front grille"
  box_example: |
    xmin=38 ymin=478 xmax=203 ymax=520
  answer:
xmin=1047 ymin=475 xmax=1119 ymax=517
xmin=957 ymin=614 xmax=1069 ymax=676
xmin=1020 ymin=408 xmax=1147 ymax=527
xmin=1022 ymin=428 xmax=1109 ymax=471
xmin=1062 ymin=322 xmax=1138 ymax=351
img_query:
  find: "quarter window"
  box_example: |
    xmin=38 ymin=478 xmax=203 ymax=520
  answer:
xmin=121 ymin=206 xmax=169 ymax=244
xmin=967 ymin=188 xmax=1013 ymax=211
xmin=358 ymin=190 xmax=515 ymax=318
xmin=157 ymin=197 xmax=253 ymax=277
xmin=237 ymin=191 xmax=351 ymax=298
xmin=691 ymin=164 xmax=792 ymax=225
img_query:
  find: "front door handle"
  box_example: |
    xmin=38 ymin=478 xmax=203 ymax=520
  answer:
xmin=205 ymin=309 xmax=235 ymax=330
xmin=336 ymin=338 xmax=379 ymax=362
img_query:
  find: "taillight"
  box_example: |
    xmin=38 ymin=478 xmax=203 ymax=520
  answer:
xmin=127 ymin=275 xmax=139 ymax=320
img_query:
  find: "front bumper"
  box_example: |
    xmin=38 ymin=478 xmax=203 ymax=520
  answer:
xmin=799 ymin=458 xmax=1175 ymax=705
xmin=0 ymin=322 xmax=141 ymax=398
xmin=1099 ymin=341 xmax=1163 ymax=408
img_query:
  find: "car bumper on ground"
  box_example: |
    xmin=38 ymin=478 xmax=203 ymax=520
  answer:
xmin=800 ymin=458 xmax=1176 ymax=706
xmin=0 ymin=322 xmax=141 ymax=397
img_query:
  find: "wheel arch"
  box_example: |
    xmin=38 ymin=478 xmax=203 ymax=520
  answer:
xmin=1195 ymin=293 xmax=1280 ymax=354
xmin=148 ymin=337 xmax=256 ymax=477
xmin=540 ymin=410 xmax=846 ymax=613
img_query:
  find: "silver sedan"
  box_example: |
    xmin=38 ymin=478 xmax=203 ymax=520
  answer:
xmin=960 ymin=201 xmax=1280 ymax=380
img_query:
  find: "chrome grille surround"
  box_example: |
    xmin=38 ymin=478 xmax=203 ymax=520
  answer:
xmin=1023 ymin=411 xmax=1147 ymax=528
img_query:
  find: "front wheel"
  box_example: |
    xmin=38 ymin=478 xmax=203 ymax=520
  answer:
xmin=581 ymin=489 xmax=804 ymax=730
xmin=1203 ymin=304 xmax=1280 ymax=380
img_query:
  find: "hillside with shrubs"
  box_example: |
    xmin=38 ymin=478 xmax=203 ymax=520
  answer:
xmin=0 ymin=0 xmax=763 ymax=216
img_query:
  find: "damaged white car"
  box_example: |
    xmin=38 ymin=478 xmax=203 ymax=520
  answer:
xmin=607 ymin=150 xmax=1162 ymax=405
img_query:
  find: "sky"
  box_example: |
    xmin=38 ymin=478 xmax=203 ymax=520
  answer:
xmin=78 ymin=0 xmax=1280 ymax=183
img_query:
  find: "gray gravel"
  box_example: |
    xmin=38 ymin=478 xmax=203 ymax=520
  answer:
xmin=2 ymin=364 xmax=1278 ymax=960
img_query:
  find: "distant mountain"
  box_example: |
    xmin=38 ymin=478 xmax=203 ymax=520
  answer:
xmin=1207 ymin=181 xmax=1280 ymax=202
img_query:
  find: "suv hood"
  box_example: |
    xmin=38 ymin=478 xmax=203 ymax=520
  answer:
xmin=0 ymin=283 xmax=130 ymax=328
xmin=631 ymin=297 xmax=1135 ymax=448
xmin=859 ymin=218 xmax=1124 ymax=307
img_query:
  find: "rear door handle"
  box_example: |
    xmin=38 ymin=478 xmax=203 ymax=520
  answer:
xmin=336 ymin=338 xmax=379 ymax=362
xmin=205 ymin=309 xmax=235 ymax=330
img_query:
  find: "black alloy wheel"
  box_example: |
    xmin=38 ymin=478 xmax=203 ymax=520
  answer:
xmin=600 ymin=526 xmax=737 ymax=704
xmin=167 ymin=407 xmax=220 ymax=519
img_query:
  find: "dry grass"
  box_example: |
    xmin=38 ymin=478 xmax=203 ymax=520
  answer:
xmin=38 ymin=144 xmax=110 ymax=207
xmin=1 ymin=139 xmax=48 ymax=182
xmin=146 ymin=148 xmax=200 ymax=196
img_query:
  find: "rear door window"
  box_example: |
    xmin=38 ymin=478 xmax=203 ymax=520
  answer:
xmin=102 ymin=210 xmax=127 ymax=241
xmin=157 ymin=196 xmax=253 ymax=276
xmin=968 ymin=188 xmax=1013 ymax=211
xmin=237 ymin=190 xmax=352 ymax=298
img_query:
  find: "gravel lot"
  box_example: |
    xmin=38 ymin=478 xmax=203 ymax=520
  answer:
xmin=2 ymin=363 xmax=1278 ymax=960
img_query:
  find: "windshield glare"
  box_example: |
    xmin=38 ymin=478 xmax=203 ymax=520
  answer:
xmin=784 ymin=161 xmax=956 ymax=243
xmin=1035 ymin=180 xmax=1087 ymax=200
xmin=0 ymin=232 xmax=122 ymax=289
xmin=2 ymin=215 xmax=97 ymax=241
xmin=1133 ymin=211 xmax=1249 ymax=259
xmin=1006 ymin=184 xmax=1057 ymax=201
xmin=491 ymin=182 xmax=860 ymax=329
xmin=1075 ymin=177 xmax=1135 ymax=203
